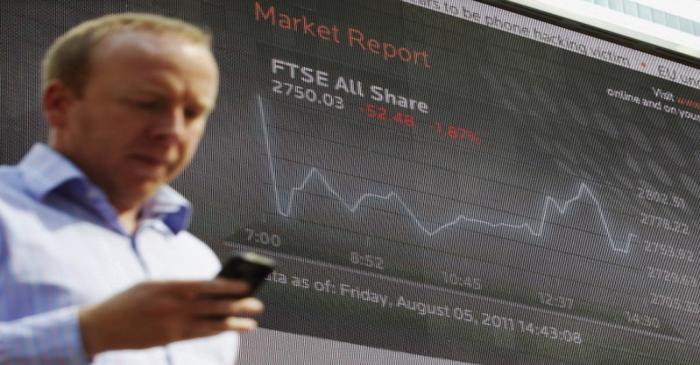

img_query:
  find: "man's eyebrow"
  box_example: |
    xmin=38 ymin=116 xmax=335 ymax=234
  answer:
xmin=116 ymin=85 xmax=216 ymax=111
xmin=113 ymin=87 xmax=165 ymax=100
xmin=193 ymin=92 xmax=216 ymax=111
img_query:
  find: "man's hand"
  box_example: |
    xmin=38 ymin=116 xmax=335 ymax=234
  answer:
xmin=78 ymin=279 xmax=264 ymax=358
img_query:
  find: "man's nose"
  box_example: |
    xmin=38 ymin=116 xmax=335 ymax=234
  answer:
xmin=151 ymin=107 xmax=187 ymax=140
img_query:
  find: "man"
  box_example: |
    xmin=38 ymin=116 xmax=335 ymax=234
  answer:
xmin=0 ymin=13 xmax=263 ymax=364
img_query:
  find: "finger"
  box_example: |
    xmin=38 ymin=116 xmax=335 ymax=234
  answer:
xmin=189 ymin=297 xmax=265 ymax=317
xmin=224 ymin=317 xmax=258 ymax=332
xmin=197 ymin=279 xmax=252 ymax=296
xmin=163 ymin=279 xmax=251 ymax=299
xmin=234 ymin=297 xmax=264 ymax=315
xmin=186 ymin=316 xmax=259 ymax=337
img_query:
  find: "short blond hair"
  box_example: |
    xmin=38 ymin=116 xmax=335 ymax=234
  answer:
xmin=41 ymin=13 xmax=212 ymax=95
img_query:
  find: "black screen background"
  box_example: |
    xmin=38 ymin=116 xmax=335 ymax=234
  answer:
xmin=2 ymin=1 xmax=699 ymax=364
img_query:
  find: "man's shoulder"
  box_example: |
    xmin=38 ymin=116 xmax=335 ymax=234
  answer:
xmin=0 ymin=165 xmax=27 ymax=257
xmin=0 ymin=163 xmax=72 ymax=240
xmin=0 ymin=164 xmax=23 ymax=187
xmin=0 ymin=165 xmax=31 ymax=211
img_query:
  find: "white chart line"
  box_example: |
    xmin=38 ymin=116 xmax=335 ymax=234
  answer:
xmin=257 ymin=96 xmax=636 ymax=254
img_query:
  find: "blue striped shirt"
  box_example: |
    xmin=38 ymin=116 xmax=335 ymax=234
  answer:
xmin=0 ymin=144 xmax=237 ymax=364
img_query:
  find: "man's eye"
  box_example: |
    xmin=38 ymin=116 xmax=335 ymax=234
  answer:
xmin=184 ymin=106 xmax=204 ymax=120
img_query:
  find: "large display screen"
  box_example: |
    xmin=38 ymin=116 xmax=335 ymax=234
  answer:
xmin=2 ymin=0 xmax=699 ymax=364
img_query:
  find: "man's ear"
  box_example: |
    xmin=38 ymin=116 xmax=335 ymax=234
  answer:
xmin=42 ymin=80 xmax=77 ymax=128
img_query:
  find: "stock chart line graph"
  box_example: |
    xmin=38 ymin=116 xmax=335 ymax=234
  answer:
xmin=257 ymin=96 xmax=637 ymax=254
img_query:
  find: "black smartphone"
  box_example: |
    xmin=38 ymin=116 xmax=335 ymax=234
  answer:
xmin=216 ymin=252 xmax=275 ymax=297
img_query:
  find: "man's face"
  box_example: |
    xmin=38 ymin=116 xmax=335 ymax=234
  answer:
xmin=49 ymin=31 xmax=219 ymax=210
